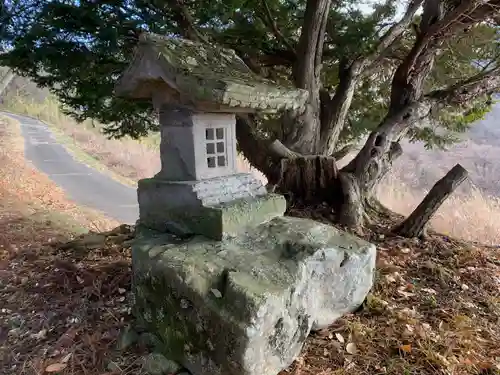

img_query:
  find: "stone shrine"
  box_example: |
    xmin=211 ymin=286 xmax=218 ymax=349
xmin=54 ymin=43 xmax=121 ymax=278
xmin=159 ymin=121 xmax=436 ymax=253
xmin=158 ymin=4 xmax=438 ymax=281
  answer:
xmin=115 ymin=33 xmax=376 ymax=375
xmin=115 ymin=32 xmax=308 ymax=240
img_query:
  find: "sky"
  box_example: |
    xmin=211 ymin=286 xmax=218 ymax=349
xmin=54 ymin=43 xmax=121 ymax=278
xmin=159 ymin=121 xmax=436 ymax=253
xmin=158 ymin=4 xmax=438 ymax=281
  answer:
xmin=357 ymin=0 xmax=410 ymax=17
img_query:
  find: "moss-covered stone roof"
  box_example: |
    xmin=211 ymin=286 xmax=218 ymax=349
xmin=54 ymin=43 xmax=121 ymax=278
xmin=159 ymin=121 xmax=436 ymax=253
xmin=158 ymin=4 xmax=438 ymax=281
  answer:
xmin=115 ymin=33 xmax=308 ymax=113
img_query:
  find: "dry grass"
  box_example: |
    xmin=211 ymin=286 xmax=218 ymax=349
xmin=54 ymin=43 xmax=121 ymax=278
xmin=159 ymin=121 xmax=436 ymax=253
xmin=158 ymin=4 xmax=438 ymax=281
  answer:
xmin=376 ymin=175 xmax=500 ymax=244
xmin=2 ymin=95 xmax=161 ymax=181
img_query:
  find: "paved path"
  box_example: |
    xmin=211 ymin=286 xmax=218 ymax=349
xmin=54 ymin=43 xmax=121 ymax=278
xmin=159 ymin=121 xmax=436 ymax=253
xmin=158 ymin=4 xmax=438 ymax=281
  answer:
xmin=2 ymin=112 xmax=139 ymax=224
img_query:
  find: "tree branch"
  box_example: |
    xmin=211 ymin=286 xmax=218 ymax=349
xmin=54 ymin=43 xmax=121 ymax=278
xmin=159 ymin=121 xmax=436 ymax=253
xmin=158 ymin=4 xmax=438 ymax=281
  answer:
xmin=293 ymin=0 xmax=332 ymax=90
xmin=280 ymin=0 xmax=334 ymax=154
xmin=163 ymin=0 xmax=209 ymax=43
xmin=338 ymin=0 xmax=500 ymax=194
xmin=394 ymin=164 xmax=468 ymax=238
xmin=427 ymin=66 xmax=500 ymax=106
xmin=235 ymin=114 xmax=299 ymax=183
xmin=365 ymin=0 xmax=425 ymax=71
xmin=398 ymin=0 xmax=500 ymax=86
xmin=330 ymin=143 xmax=355 ymax=160
xmin=259 ymin=0 xmax=296 ymax=54
xmin=318 ymin=59 xmax=359 ymax=154
xmin=317 ymin=0 xmax=424 ymax=155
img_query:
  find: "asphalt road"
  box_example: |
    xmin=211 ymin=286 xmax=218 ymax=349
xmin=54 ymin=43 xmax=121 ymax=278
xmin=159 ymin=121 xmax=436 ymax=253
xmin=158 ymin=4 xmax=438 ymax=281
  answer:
xmin=2 ymin=112 xmax=139 ymax=224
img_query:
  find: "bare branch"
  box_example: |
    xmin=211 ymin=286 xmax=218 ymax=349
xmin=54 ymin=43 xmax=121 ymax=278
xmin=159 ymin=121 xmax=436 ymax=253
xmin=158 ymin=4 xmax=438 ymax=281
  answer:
xmin=394 ymin=164 xmax=468 ymax=238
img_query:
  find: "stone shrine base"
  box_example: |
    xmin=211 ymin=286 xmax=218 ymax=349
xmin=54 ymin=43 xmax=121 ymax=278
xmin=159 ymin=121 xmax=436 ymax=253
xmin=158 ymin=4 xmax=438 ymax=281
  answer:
xmin=137 ymin=174 xmax=286 ymax=240
xmin=132 ymin=216 xmax=376 ymax=375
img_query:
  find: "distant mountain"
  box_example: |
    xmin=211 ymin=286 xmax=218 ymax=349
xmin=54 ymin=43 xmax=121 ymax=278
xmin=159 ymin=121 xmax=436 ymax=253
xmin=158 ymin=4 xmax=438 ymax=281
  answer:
xmin=394 ymin=102 xmax=500 ymax=197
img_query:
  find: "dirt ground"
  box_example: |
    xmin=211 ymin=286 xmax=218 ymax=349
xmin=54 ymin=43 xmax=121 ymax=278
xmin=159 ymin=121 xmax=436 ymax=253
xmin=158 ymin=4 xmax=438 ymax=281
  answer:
xmin=0 ymin=116 xmax=142 ymax=375
xmin=1 ymin=115 xmax=499 ymax=375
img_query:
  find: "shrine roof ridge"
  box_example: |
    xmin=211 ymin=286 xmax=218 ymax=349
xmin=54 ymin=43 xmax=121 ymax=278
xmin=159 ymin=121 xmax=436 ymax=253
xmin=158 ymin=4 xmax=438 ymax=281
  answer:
xmin=115 ymin=32 xmax=309 ymax=113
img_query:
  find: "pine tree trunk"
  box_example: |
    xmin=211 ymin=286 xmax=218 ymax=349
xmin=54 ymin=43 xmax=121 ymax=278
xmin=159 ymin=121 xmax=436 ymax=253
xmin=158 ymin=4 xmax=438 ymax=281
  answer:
xmin=234 ymin=0 xmax=443 ymax=231
xmin=274 ymin=155 xmax=341 ymax=206
xmin=336 ymin=128 xmax=405 ymax=229
xmin=394 ymin=164 xmax=468 ymax=238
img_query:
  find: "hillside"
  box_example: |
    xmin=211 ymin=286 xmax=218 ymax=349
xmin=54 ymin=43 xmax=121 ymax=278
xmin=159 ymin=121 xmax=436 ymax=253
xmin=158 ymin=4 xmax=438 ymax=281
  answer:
xmin=1 ymin=77 xmax=499 ymax=375
xmin=397 ymin=104 xmax=500 ymax=197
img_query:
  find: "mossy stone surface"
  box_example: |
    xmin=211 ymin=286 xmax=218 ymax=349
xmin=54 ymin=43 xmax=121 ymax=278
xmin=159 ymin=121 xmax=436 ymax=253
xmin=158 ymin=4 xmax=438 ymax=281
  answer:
xmin=115 ymin=33 xmax=309 ymax=113
xmin=132 ymin=216 xmax=376 ymax=375
xmin=139 ymin=191 xmax=286 ymax=240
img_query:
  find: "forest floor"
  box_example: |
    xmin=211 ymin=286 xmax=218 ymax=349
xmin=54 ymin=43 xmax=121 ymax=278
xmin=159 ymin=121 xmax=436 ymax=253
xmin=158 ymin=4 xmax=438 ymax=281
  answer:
xmin=0 ymin=112 xmax=499 ymax=375
xmin=285 ymin=207 xmax=500 ymax=375
xmin=2 ymin=200 xmax=499 ymax=375
xmin=0 ymin=116 xmax=145 ymax=375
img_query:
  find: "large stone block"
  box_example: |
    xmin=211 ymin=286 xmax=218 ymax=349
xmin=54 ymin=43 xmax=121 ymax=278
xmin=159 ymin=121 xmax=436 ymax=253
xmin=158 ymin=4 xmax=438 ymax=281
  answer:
xmin=132 ymin=216 xmax=376 ymax=375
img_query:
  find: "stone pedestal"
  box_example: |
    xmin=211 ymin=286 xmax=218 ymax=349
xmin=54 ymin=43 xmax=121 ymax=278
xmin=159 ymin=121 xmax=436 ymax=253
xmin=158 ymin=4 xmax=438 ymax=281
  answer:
xmin=132 ymin=216 xmax=376 ymax=375
xmin=138 ymin=173 xmax=286 ymax=240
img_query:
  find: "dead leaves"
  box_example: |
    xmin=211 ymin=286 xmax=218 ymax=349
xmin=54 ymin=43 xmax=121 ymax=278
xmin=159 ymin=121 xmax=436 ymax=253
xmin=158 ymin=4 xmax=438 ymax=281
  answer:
xmin=54 ymin=327 xmax=80 ymax=352
xmin=0 ymin=224 xmax=141 ymax=375
xmin=398 ymin=344 xmax=412 ymax=354
xmin=334 ymin=333 xmax=345 ymax=344
xmin=345 ymin=342 xmax=357 ymax=355
xmin=45 ymin=353 xmax=73 ymax=373
xmin=45 ymin=362 xmax=67 ymax=373
xmin=279 ymin=233 xmax=500 ymax=375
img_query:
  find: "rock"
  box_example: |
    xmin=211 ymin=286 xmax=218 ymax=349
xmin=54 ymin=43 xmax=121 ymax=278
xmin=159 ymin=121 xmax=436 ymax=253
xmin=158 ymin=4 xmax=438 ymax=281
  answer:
xmin=138 ymin=332 xmax=163 ymax=350
xmin=59 ymin=233 xmax=106 ymax=250
xmin=106 ymin=361 xmax=121 ymax=372
xmin=132 ymin=216 xmax=376 ymax=375
xmin=142 ymin=353 xmax=182 ymax=375
xmin=117 ymin=325 xmax=139 ymax=350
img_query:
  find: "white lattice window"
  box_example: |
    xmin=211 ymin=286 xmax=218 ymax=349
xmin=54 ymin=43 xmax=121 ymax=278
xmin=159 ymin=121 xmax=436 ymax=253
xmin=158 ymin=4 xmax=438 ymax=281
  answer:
xmin=205 ymin=127 xmax=227 ymax=168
